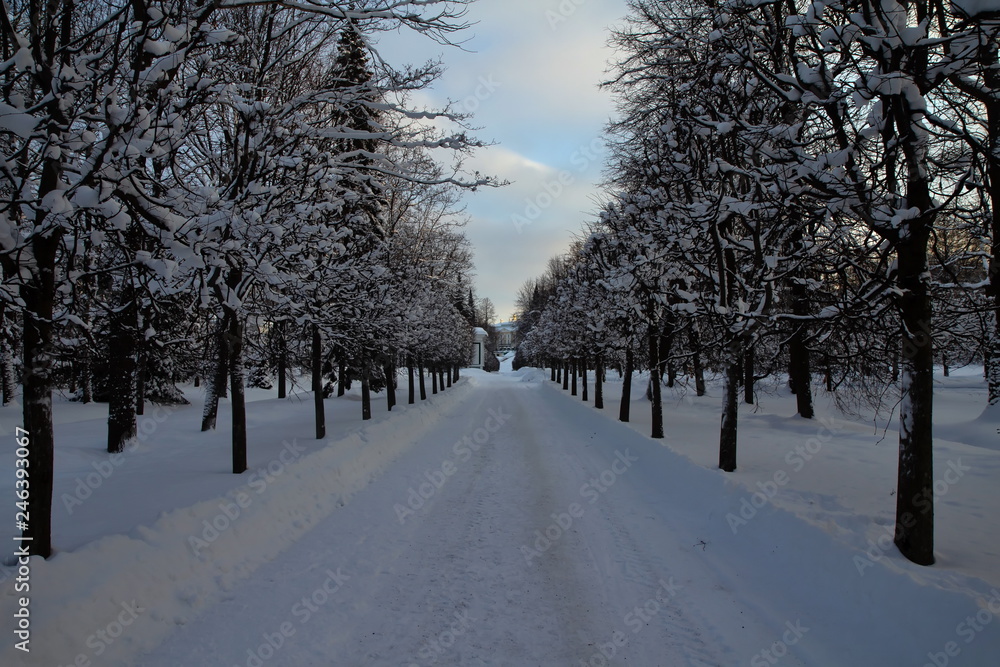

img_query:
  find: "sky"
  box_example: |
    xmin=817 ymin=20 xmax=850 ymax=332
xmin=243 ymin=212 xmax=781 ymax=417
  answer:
xmin=377 ymin=0 xmax=630 ymax=322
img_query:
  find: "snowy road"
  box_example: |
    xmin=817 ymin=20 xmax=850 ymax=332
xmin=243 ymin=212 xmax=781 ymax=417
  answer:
xmin=135 ymin=371 xmax=740 ymax=666
xmin=132 ymin=370 xmax=998 ymax=666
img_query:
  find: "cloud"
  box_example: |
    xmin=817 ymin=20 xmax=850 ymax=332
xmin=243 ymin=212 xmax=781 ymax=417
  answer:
xmin=374 ymin=0 xmax=630 ymax=320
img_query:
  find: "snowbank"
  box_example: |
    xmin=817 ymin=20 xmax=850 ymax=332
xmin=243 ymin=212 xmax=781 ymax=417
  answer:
xmin=0 ymin=381 xmax=472 ymax=667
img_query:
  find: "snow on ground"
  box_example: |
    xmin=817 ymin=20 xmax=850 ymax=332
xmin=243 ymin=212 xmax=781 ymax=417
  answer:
xmin=591 ymin=365 xmax=1000 ymax=594
xmin=0 ymin=365 xmax=998 ymax=666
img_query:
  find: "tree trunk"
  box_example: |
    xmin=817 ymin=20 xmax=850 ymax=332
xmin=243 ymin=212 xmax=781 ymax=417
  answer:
xmin=562 ymin=360 xmax=570 ymax=391
xmin=80 ymin=352 xmax=93 ymax=404
xmin=687 ymin=326 xmax=706 ymax=397
xmin=789 ymin=329 xmax=814 ymax=418
xmin=620 ymin=347 xmax=633 ymax=423
xmin=432 ymin=365 xmax=438 ymax=394
xmin=788 ymin=322 xmax=814 ymax=419
xmin=742 ymin=340 xmax=754 ymax=405
xmin=276 ymin=320 xmax=287 ymax=399
xmin=2 ymin=319 xmax=15 ymax=405
xmin=581 ymin=355 xmax=589 ymax=402
xmin=201 ymin=315 xmax=230 ymax=432
xmin=230 ymin=314 xmax=247 ymax=474
xmin=312 ymin=324 xmax=325 ymax=439
xmin=134 ymin=343 xmax=146 ymax=416
xmin=787 ymin=227 xmax=814 ymax=417
xmin=594 ymin=354 xmax=604 ymax=410
xmin=419 ymin=357 xmax=427 ymax=401
xmin=439 ymin=367 xmax=446 ymax=391
xmin=571 ymin=358 xmax=578 ymax=396
xmin=338 ymin=357 xmax=347 ymax=397
xmin=719 ymin=353 xmax=740 ymax=472
xmin=894 ymin=235 xmax=935 ymax=565
xmin=361 ymin=359 xmax=372 ymax=420
xmin=660 ymin=327 xmax=674 ymax=389
xmin=407 ymin=354 xmax=416 ymax=405
xmin=20 ymin=240 xmax=58 ymax=558
xmin=550 ymin=363 xmax=556 ymax=383
xmin=981 ymin=59 xmax=1000 ymax=405
xmin=649 ymin=330 xmax=663 ymax=439
xmin=446 ymin=365 xmax=453 ymax=388
xmin=107 ymin=289 xmax=138 ymax=454
xmin=556 ymin=362 xmax=562 ymax=385
xmin=385 ymin=356 xmax=396 ymax=411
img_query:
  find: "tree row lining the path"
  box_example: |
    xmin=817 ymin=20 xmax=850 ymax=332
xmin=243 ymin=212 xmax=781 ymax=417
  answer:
xmin=0 ymin=0 xmax=494 ymax=558
xmin=514 ymin=0 xmax=1000 ymax=568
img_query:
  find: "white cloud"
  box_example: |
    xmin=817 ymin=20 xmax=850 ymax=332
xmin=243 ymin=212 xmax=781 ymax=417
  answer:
xmin=374 ymin=0 xmax=630 ymax=321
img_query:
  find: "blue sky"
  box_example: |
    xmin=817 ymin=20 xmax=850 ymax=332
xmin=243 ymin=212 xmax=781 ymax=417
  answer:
xmin=379 ymin=0 xmax=629 ymax=321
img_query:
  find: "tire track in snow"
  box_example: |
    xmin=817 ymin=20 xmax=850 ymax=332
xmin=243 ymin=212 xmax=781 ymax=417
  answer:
xmin=522 ymin=380 xmax=729 ymax=666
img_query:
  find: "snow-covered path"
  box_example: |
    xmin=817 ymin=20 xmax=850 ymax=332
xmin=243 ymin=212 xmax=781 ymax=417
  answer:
xmin=124 ymin=369 xmax=997 ymax=667
xmin=134 ymin=371 xmax=738 ymax=666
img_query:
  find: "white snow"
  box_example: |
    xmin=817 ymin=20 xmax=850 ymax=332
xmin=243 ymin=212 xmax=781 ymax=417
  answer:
xmin=0 ymin=102 xmax=37 ymax=139
xmin=953 ymin=0 xmax=1000 ymax=17
xmin=1 ymin=366 xmax=998 ymax=665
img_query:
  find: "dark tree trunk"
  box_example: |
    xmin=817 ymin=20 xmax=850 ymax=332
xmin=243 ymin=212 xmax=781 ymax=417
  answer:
xmin=338 ymin=358 xmax=347 ymax=397
xmin=719 ymin=352 xmax=740 ymax=472
xmin=571 ymin=358 xmax=578 ymax=396
xmin=384 ymin=356 xmax=396 ymax=411
xmin=446 ymin=365 xmax=453 ymax=387
xmin=361 ymin=359 xmax=372 ymax=420
xmin=134 ymin=344 xmax=146 ymax=416
xmin=894 ymin=233 xmax=936 ymax=565
xmin=660 ymin=327 xmax=674 ymax=389
xmin=787 ymin=228 xmax=814 ymax=417
xmin=550 ymin=363 xmax=556 ymax=382
xmin=581 ymin=355 xmax=589 ymax=402
xmin=556 ymin=362 xmax=562 ymax=385
xmin=439 ymin=367 xmax=446 ymax=391
xmin=690 ymin=328 xmax=706 ymax=398
xmin=312 ymin=325 xmax=325 ymax=439
xmin=788 ymin=321 xmax=814 ymax=419
xmin=562 ymin=360 xmax=570 ymax=391
xmin=201 ymin=315 xmax=230 ymax=432
xmin=2 ymin=346 xmax=14 ymax=406
xmin=453 ymin=365 xmax=460 ymax=383
xmin=0 ymin=302 xmax=11 ymax=405
xmin=20 ymin=235 xmax=58 ymax=558
xmin=620 ymin=348 xmax=633 ymax=423
xmin=230 ymin=314 xmax=247 ymax=474
xmin=977 ymin=55 xmax=1000 ymax=405
xmin=80 ymin=348 xmax=93 ymax=404
xmin=407 ymin=354 xmax=416 ymax=405
xmin=649 ymin=330 xmax=663 ymax=439
xmin=742 ymin=340 xmax=754 ymax=405
xmin=419 ymin=357 xmax=427 ymax=401
xmin=107 ymin=289 xmax=138 ymax=454
xmin=276 ymin=320 xmax=287 ymax=399
xmin=432 ymin=365 xmax=438 ymax=394
xmin=594 ymin=354 xmax=604 ymax=409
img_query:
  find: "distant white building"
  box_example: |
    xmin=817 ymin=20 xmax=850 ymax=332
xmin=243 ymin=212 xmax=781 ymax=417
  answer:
xmin=494 ymin=320 xmax=517 ymax=351
xmin=470 ymin=327 xmax=489 ymax=368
